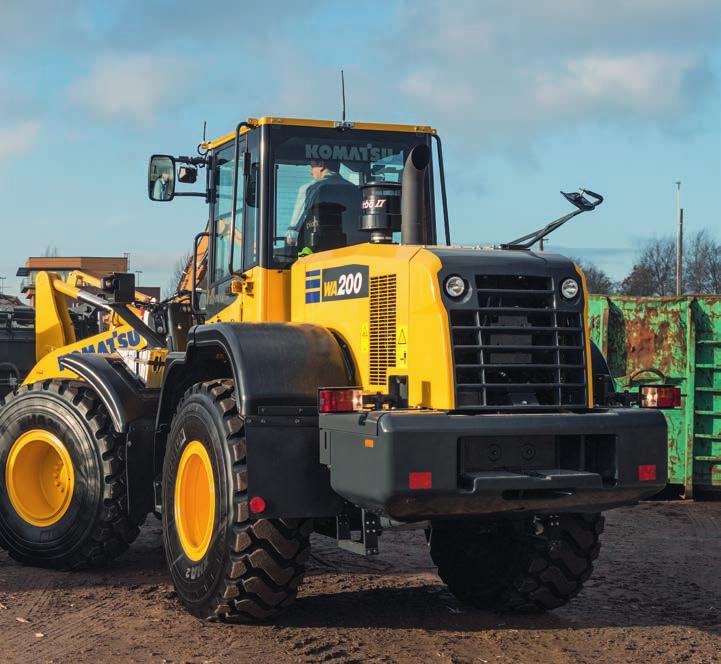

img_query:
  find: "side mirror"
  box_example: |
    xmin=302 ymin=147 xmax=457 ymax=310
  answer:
xmin=178 ymin=165 xmax=198 ymax=184
xmin=148 ymin=155 xmax=176 ymax=201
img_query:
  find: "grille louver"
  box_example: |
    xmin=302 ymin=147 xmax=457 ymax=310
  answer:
xmin=369 ymin=274 xmax=397 ymax=387
xmin=450 ymin=274 xmax=588 ymax=410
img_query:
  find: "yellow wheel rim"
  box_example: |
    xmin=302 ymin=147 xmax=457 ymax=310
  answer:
xmin=6 ymin=429 xmax=75 ymax=528
xmin=175 ymin=440 xmax=215 ymax=562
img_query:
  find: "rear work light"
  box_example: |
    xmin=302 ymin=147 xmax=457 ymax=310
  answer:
xmin=639 ymin=385 xmax=681 ymax=409
xmin=319 ymin=387 xmax=364 ymax=413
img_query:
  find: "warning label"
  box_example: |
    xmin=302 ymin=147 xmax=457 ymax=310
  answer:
xmin=395 ymin=325 xmax=408 ymax=368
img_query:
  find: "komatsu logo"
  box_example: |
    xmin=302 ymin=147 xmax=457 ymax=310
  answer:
xmin=57 ymin=330 xmax=144 ymax=372
xmin=305 ymin=144 xmax=400 ymax=162
xmin=79 ymin=330 xmax=143 ymax=355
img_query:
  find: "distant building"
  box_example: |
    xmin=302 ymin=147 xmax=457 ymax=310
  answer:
xmin=16 ymin=256 xmax=158 ymax=306
xmin=0 ymin=293 xmax=23 ymax=306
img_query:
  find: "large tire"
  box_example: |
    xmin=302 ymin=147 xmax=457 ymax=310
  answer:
xmin=430 ymin=513 xmax=604 ymax=612
xmin=162 ymin=379 xmax=312 ymax=622
xmin=0 ymin=380 xmax=141 ymax=568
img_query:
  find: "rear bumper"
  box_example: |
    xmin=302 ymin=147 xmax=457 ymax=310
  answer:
xmin=319 ymin=408 xmax=668 ymax=521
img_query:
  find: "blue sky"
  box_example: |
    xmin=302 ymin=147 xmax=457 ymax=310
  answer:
xmin=1 ymin=0 xmax=719 ymax=296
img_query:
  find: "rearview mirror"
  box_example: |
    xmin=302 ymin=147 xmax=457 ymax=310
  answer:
xmin=148 ymin=155 xmax=176 ymax=201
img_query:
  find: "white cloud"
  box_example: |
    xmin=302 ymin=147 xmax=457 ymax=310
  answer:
xmin=385 ymin=2 xmax=720 ymax=146
xmin=0 ymin=121 xmax=41 ymax=161
xmin=535 ymin=53 xmax=695 ymax=115
xmin=68 ymin=54 xmax=191 ymax=126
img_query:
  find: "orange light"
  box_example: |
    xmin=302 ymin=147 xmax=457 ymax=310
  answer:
xmin=364 ymin=439 xmax=374 ymax=448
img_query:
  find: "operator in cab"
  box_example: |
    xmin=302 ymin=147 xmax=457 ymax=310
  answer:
xmin=285 ymin=157 xmax=363 ymax=252
xmin=153 ymin=168 xmax=173 ymax=201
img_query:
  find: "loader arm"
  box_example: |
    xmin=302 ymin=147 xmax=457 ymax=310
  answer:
xmin=24 ymin=270 xmax=164 ymax=385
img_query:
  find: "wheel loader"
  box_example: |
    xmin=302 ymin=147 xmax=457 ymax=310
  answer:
xmin=0 ymin=116 xmax=674 ymax=621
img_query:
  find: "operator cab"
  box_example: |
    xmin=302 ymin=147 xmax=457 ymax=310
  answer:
xmin=148 ymin=118 xmax=447 ymax=316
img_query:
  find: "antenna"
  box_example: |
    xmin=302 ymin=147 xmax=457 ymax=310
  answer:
xmin=341 ymin=70 xmax=347 ymax=122
xmin=202 ymin=121 xmax=207 ymax=143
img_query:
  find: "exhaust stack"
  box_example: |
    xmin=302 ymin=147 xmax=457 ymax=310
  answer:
xmin=401 ymin=144 xmax=431 ymax=245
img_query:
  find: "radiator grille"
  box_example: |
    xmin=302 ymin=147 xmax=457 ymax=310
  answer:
xmin=369 ymin=274 xmax=397 ymax=386
xmin=450 ymin=274 xmax=588 ymax=410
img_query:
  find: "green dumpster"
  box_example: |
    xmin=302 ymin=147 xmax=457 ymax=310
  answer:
xmin=588 ymin=295 xmax=721 ymax=498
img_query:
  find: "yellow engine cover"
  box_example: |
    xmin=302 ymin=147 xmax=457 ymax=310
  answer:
xmin=290 ymin=243 xmax=455 ymax=410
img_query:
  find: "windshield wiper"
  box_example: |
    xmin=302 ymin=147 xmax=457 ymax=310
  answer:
xmin=500 ymin=188 xmax=603 ymax=250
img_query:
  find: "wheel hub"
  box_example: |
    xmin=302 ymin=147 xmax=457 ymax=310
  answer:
xmin=6 ymin=429 xmax=75 ymax=527
xmin=174 ymin=440 xmax=215 ymax=561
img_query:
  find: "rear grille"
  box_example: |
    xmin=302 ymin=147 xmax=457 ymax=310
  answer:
xmin=450 ymin=274 xmax=588 ymax=410
xmin=369 ymin=274 xmax=397 ymax=386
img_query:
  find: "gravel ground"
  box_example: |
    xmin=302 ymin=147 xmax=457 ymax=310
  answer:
xmin=0 ymin=501 xmax=719 ymax=663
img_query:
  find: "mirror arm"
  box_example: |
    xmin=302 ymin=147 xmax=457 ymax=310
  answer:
xmin=228 ymin=122 xmax=254 ymax=279
xmin=173 ymin=192 xmax=207 ymax=198
xmin=177 ymin=155 xmax=209 ymax=167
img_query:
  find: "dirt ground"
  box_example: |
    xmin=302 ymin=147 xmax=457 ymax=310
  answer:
xmin=0 ymin=501 xmax=719 ymax=664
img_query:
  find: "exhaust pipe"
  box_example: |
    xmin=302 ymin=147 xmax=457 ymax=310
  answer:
xmin=401 ymin=144 xmax=431 ymax=245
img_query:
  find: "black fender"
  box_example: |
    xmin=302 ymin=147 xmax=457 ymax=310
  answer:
xmin=155 ymin=322 xmax=353 ymax=518
xmin=157 ymin=322 xmax=352 ymax=426
xmin=60 ymin=353 xmax=157 ymax=432
xmin=192 ymin=322 xmax=351 ymax=415
xmin=59 ymin=353 xmax=158 ymax=522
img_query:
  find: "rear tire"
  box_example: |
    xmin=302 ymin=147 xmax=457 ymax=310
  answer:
xmin=0 ymin=380 xmax=141 ymax=568
xmin=162 ymin=379 xmax=311 ymax=622
xmin=430 ymin=513 xmax=604 ymax=612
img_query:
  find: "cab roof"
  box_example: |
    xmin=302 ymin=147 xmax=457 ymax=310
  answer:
xmin=202 ymin=116 xmax=436 ymax=151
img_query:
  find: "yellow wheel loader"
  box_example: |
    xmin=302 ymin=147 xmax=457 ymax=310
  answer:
xmin=0 ymin=117 xmax=673 ymax=621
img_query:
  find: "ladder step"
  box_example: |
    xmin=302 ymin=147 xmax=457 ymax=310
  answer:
xmin=694 ymin=456 xmax=721 ymax=462
xmin=697 ymin=340 xmax=721 ymax=345
xmin=695 ymin=433 xmax=721 ymax=441
xmin=696 ymin=364 xmax=720 ymax=370
xmin=695 ymin=387 xmax=721 ymax=393
xmin=695 ymin=410 xmax=721 ymax=416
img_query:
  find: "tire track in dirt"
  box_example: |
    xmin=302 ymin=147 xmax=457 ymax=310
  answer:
xmin=13 ymin=597 xmax=119 ymax=662
xmin=2 ymin=503 xmax=721 ymax=663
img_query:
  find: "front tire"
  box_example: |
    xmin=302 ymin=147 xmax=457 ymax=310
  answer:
xmin=431 ymin=513 xmax=604 ymax=612
xmin=0 ymin=380 xmax=141 ymax=568
xmin=162 ymin=379 xmax=311 ymax=621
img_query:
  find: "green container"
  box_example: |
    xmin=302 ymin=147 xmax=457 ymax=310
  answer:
xmin=588 ymin=295 xmax=721 ymax=497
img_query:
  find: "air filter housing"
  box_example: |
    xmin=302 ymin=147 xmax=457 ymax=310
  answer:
xmin=360 ymin=181 xmax=401 ymax=243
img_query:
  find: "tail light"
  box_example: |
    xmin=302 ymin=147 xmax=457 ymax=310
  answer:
xmin=640 ymin=385 xmax=681 ymax=409
xmin=319 ymin=387 xmax=363 ymax=413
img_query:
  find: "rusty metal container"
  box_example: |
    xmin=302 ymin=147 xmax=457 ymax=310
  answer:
xmin=588 ymin=295 xmax=721 ymax=497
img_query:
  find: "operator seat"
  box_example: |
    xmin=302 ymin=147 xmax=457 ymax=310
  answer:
xmin=299 ymin=182 xmax=364 ymax=251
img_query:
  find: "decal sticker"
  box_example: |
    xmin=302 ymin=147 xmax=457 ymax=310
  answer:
xmin=305 ymin=269 xmax=321 ymax=304
xmin=305 ymin=265 xmax=369 ymax=304
xmin=321 ymin=265 xmax=369 ymax=302
xmin=360 ymin=323 xmax=369 ymax=353
xmin=396 ymin=325 xmax=408 ymax=368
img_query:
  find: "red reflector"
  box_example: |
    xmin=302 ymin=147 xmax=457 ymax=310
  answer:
xmin=319 ymin=388 xmax=363 ymax=413
xmin=638 ymin=465 xmax=657 ymax=481
xmin=640 ymin=385 xmax=681 ymax=409
xmin=408 ymin=471 xmax=432 ymax=489
xmin=249 ymin=496 xmax=266 ymax=514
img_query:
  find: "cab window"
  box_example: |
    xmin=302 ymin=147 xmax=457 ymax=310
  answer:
xmin=270 ymin=127 xmax=430 ymax=268
xmin=212 ymin=137 xmax=259 ymax=283
xmin=212 ymin=144 xmax=240 ymax=283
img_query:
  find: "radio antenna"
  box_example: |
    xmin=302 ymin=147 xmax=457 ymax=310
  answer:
xmin=202 ymin=120 xmax=207 ymax=143
xmin=341 ymin=70 xmax=347 ymax=122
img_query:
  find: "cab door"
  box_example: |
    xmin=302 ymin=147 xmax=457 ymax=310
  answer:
xmin=207 ymin=135 xmax=260 ymax=320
